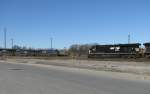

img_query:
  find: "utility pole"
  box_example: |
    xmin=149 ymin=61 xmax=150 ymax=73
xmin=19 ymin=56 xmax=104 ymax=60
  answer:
xmin=128 ymin=34 xmax=131 ymax=44
xmin=11 ymin=38 xmax=14 ymax=49
xmin=4 ymin=28 xmax=7 ymax=49
xmin=50 ymin=37 xmax=53 ymax=49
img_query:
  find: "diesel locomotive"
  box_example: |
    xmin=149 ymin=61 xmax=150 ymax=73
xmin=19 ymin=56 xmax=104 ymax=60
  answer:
xmin=88 ymin=43 xmax=144 ymax=58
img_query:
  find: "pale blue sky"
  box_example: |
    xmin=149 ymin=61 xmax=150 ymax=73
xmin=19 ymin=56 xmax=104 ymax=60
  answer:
xmin=0 ymin=0 xmax=150 ymax=49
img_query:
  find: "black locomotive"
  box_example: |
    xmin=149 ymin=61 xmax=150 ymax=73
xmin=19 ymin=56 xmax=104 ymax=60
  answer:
xmin=144 ymin=43 xmax=150 ymax=58
xmin=88 ymin=43 xmax=142 ymax=58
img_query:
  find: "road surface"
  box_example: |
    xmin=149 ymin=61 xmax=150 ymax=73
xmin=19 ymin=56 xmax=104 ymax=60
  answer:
xmin=0 ymin=62 xmax=150 ymax=94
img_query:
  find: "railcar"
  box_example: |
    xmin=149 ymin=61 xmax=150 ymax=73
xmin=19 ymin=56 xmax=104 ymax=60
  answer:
xmin=143 ymin=43 xmax=150 ymax=58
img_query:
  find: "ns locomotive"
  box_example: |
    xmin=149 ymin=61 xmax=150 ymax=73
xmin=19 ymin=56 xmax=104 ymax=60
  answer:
xmin=88 ymin=43 xmax=142 ymax=58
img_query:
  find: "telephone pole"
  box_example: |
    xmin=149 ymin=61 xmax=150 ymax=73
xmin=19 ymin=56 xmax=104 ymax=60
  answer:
xmin=4 ymin=28 xmax=7 ymax=49
xmin=50 ymin=37 xmax=53 ymax=49
xmin=128 ymin=34 xmax=131 ymax=44
xmin=11 ymin=38 xmax=14 ymax=49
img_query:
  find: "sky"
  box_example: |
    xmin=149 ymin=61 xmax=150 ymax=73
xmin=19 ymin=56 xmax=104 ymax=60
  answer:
xmin=0 ymin=0 xmax=150 ymax=49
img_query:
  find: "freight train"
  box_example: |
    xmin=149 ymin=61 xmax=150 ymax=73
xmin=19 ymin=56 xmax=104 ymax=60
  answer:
xmin=1 ymin=42 xmax=150 ymax=58
xmin=0 ymin=49 xmax=68 ymax=57
xmin=88 ymin=43 xmax=150 ymax=58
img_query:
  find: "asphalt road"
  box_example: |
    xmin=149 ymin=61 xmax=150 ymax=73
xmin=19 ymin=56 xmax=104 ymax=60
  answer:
xmin=0 ymin=62 xmax=150 ymax=94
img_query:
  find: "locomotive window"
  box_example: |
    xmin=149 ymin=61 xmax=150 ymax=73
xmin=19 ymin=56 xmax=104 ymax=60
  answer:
xmin=110 ymin=47 xmax=115 ymax=50
xmin=115 ymin=47 xmax=120 ymax=51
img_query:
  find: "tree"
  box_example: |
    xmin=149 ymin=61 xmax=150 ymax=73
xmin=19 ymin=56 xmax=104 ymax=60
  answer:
xmin=68 ymin=44 xmax=80 ymax=56
xmin=12 ymin=45 xmax=22 ymax=49
xmin=68 ymin=44 xmax=94 ymax=57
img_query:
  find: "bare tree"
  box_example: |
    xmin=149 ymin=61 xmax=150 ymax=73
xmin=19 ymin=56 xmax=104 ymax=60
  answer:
xmin=68 ymin=44 xmax=80 ymax=56
xmin=68 ymin=44 xmax=94 ymax=57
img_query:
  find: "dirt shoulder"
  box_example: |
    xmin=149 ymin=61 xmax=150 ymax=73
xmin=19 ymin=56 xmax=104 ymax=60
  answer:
xmin=0 ymin=58 xmax=150 ymax=81
xmin=2 ymin=58 xmax=150 ymax=76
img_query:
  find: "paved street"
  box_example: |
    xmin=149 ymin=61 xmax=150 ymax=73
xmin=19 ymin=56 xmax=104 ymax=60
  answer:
xmin=0 ymin=62 xmax=150 ymax=94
